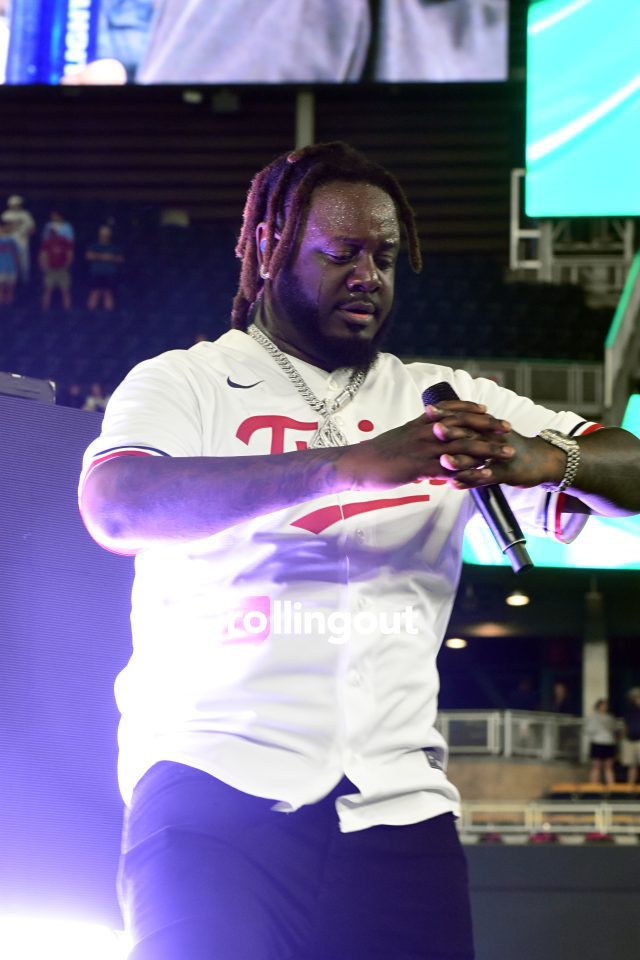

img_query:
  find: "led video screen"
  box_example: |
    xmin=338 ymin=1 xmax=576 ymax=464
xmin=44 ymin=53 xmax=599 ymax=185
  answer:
xmin=0 ymin=0 xmax=509 ymax=85
xmin=525 ymin=0 xmax=640 ymax=217
xmin=463 ymin=395 xmax=640 ymax=570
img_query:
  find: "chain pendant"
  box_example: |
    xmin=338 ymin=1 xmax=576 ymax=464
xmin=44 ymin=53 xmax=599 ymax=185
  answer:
xmin=309 ymin=417 xmax=348 ymax=448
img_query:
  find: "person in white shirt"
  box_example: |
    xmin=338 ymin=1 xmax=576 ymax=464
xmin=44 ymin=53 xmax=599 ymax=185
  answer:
xmin=135 ymin=0 xmax=506 ymax=84
xmin=1 ymin=194 xmax=35 ymax=282
xmin=63 ymin=0 xmax=509 ymax=86
xmin=585 ymin=698 xmax=617 ymax=786
xmin=80 ymin=142 xmax=640 ymax=960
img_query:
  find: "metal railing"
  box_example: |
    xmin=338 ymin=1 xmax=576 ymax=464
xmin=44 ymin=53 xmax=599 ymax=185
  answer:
xmin=437 ymin=710 xmax=587 ymax=763
xmin=458 ymin=800 xmax=640 ymax=840
xmin=604 ymin=251 xmax=640 ymax=425
xmin=410 ymin=355 xmax=604 ymax=420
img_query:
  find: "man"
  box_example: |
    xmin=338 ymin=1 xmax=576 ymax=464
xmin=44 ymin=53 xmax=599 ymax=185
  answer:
xmin=1 ymin=194 xmax=35 ymax=282
xmin=42 ymin=209 xmax=75 ymax=243
xmin=80 ymin=142 xmax=640 ymax=960
xmin=62 ymin=0 xmax=508 ymax=85
xmin=0 ymin=219 xmax=19 ymax=306
xmin=623 ymin=687 xmax=640 ymax=785
xmin=38 ymin=216 xmax=74 ymax=311
xmin=85 ymin=224 xmax=124 ymax=311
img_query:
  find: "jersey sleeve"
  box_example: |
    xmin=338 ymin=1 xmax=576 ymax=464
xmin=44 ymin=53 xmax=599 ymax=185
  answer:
xmin=79 ymin=350 xmax=205 ymax=496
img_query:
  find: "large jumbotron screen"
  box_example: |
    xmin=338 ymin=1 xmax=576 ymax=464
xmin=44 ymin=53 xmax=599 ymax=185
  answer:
xmin=525 ymin=0 xmax=640 ymax=217
xmin=0 ymin=0 xmax=510 ymax=85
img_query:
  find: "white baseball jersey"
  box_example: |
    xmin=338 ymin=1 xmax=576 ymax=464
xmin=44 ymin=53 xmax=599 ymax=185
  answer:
xmin=80 ymin=330 xmax=599 ymax=830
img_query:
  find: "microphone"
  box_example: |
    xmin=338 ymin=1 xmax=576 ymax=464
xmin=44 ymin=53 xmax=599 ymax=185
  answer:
xmin=422 ymin=381 xmax=533 ymax=573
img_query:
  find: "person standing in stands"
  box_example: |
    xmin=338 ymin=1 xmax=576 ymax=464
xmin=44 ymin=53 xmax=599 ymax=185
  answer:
xmin=585 ymin=698 xmax=617 ymax=786
xmin=622 ymin=687 xmax=640 ymax=785
xmin=42 ymin=208 xmax=75 ymax=243
xmin=1 ymin=194 xmax=35 ymax=282
xmin=38 ymin=216 xmax=75 ymax=310
xmin=0 ymin=219 xmax=20 ymax=306
xmin=86 ymin=224 xmax=124 ymax=311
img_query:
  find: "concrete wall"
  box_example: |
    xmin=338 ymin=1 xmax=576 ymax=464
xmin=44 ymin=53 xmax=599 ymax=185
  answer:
xmin=449 ymin=757 xmax=585 ymax=801
xmin=467 ymin=845 xmax=640 ymax=960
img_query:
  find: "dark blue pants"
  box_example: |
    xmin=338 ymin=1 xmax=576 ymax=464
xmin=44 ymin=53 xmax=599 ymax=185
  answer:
xmin=120 ymin=762 xmax=475 ymax=960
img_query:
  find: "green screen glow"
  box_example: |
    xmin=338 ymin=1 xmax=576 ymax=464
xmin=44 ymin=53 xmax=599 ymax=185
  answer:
xmin=462 ymin=395 xmax=640 ymax=569
xmin=525 ymin=0 xmax=640 ymax=217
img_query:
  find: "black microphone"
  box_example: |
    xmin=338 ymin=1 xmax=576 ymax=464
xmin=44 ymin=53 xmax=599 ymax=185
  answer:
xmin=422 ymin=381 xmax=533 ymax=573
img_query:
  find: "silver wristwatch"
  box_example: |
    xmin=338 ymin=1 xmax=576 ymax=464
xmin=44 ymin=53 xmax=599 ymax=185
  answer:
xmin=537 ymin=428 xmax=580 ymax=493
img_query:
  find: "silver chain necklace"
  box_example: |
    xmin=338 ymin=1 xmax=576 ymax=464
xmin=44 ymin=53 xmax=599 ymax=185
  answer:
xmin=247 ymin=324 xmax=366 ymax=447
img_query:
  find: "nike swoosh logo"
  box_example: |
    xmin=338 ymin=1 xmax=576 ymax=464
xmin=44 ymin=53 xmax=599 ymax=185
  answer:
xmin=227 ymin=376 xmax=264 ymax=389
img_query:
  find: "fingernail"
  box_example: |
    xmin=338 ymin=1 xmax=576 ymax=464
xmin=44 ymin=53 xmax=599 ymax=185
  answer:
xmin=501 ymin=445 xmax=514 ymax=456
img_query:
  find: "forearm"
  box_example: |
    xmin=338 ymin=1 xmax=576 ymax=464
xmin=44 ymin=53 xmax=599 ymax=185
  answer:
xmin=444 ymin=416 xmax=640 ymax=517
xmin=81 ymin=448 xmax=350 ymax=553
xmin=569 ymin=427 xmax=640 ymax=516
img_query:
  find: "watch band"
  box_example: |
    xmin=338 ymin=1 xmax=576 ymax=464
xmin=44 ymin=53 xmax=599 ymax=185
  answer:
xmin=538 ymin=429 xmax=581 ymax=493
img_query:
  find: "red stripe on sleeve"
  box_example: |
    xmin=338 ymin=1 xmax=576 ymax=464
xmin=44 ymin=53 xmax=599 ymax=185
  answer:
xmin=555 ymin=492 xmax=567 ymax=541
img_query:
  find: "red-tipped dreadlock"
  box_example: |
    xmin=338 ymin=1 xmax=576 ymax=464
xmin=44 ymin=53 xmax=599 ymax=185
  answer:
xmin=230 ymin=141 xmax=422 ymax=330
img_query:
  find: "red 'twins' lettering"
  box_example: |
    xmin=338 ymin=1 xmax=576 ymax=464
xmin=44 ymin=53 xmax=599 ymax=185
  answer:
xmin=236 ymin=416 xmax=318 ymax=454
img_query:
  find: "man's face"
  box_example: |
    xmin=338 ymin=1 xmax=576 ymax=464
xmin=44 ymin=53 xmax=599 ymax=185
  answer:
xmin=264 ymin=180 xmax=401 ymax=371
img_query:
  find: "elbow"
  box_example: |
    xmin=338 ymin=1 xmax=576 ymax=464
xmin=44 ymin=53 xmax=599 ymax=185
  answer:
xmin=79 ymin=496 xmax=141 ymax=556
xmin=79 ymin=464 xmax=143 ymax=555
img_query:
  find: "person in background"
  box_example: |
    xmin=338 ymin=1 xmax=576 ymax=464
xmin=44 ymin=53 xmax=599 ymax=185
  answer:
xmin=58 ymin=382 xmax=87 ymax=408
xmin=585 ymin=698 xmax=617 ymax=786
xmin=1 ymin=194 xmax=35 ymax=282
xmin=42 ymin=209 xmax=75 ymax=243
xmin=83 ymin=381 xmax=111 ymax=413
xmin=38 ymin=219 xmax=74 ymax=310
xmin=0 ymin=218 xmax=20 ymax=306
xmin=622 ymin=687 xmax=640 ymax=785
xmin=86 ymin=224 xmax=124 ymax=311
xmin=67 ymin=0 xmax=508 ymax=85
xmin=549 ymin=679 xmax=574 ymax=714
xmin=508 ymin=675 xmax=539 ymax=711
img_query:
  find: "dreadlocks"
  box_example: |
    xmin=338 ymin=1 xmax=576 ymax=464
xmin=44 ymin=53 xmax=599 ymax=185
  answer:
xmin=231 ymin=141 xmax=422 ymax=330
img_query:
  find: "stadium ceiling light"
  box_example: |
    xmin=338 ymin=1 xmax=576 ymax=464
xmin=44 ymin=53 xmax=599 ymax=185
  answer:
xmin=445 ymin=637 xmax=468 ymax=650
xmin=506 ymin=589 xmax=530 ymax=607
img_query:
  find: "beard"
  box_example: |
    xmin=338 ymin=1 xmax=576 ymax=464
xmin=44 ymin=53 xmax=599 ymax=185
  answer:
xmin=275 ymin=267 xmax=394 ymax=374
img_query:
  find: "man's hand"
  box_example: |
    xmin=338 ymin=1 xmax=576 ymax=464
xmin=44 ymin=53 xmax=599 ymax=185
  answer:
xmin=338 ymin=400 xmax=517 ymax=490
